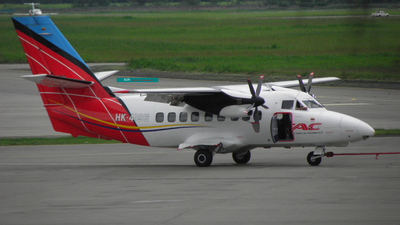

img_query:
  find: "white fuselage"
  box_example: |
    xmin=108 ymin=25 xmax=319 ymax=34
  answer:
xmin=118 ymin=86 xmax=375 ymax=152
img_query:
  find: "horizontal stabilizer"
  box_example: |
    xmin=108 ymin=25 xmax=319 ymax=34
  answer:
xmin=21 ymin=74 xmax=93 ymax=89
xmin=94 ymin=70 xmax=119 ymax=81
xmin=106 ymin=86 xmax=127 ymax=93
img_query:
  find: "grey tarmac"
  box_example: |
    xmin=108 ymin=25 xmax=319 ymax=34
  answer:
xmin=0 ymin=137 xmax=400 ymax=225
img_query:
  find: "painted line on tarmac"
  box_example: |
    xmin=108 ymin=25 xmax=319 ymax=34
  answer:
xmin=132 ymin=200 xmax=185 ymax=204
xmin=324 ymin=103 xmax=371 ymax=106
xmin=3 ymin=152 xmax=168 ymax=158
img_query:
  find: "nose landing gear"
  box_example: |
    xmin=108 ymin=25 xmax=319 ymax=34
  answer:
xmin=307 ymin=146 xmax=326 ymax=166
xmin=307 ymin=151 xmax=322 ymax=166
xmin=306 ymin=147 xmax=400 ymax=166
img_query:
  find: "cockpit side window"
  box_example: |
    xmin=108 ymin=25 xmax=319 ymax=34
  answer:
xmin=281 ymin=100 xmax=294 ymax=109
xmin=296 ymin=101 xmax=307 ymax=110
xmin=302 ymin=100 xmax=323 ymax=108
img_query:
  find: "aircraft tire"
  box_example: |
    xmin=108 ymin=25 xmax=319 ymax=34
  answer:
xmin=194 ymin=150 xmax=213 ymax=167
xmin=307 ymin=151 xmax=322 ymax=166
xmin=232 ymin=151 xmax=251 ymax=164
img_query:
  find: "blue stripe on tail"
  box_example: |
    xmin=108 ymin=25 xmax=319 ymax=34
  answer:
xmin=12 ymin=16 xmax=89 ymax=72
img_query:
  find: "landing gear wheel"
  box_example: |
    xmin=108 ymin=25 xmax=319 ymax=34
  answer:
xmin=232 ymin=151 xmax=251 ymax=164
xmin=194 ymin=150 xmax=213 ymax=167
xmin=307 ymin=151 xmax=322 ymax=166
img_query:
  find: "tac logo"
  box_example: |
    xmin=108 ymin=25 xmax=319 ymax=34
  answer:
xmin=292 ymin=123 xmax=322 ymax=131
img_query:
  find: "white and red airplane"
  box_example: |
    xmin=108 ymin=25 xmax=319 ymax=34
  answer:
xmin=13 ymin=3 xmax=58 ymax=16
xmin=12 ymin=15 xmax=375 ymax=167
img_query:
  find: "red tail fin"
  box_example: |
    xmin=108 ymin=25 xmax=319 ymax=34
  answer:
xmin=12 ymin=16 xmax=149 ymax=145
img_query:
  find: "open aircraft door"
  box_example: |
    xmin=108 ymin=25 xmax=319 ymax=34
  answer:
xmin=271 ymin=112 xmax=294 ymax=143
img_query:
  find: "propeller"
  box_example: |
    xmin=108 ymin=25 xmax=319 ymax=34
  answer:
xmin=245 ymin=75 xmax=269 ymax=133
xmin=297 ymin=72 xmax=314 ymax=97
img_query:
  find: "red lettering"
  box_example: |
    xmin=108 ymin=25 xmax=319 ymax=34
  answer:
xmin=308 ymin=123 xmax=322 ymax=130
xmin=292 ymin=123 xmax=308 ymax=131
xmin=292 ymin=123 xmax=322 ymax=131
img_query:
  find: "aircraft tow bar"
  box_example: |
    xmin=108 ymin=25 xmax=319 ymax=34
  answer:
xmin=325 ymin=151 xmax=400 ymax=160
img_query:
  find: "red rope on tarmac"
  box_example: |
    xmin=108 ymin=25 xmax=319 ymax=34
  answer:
xmin=326 ymin=152 xmax=400 ymax=160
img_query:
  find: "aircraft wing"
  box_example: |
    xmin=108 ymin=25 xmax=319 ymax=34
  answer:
xmin=110 ymin=76 xmax=339 ymax=116
xmin=112 ymin=77 xmax=340 ymax=94
xmin=267 ymin=77 xmax=340 ymax=88
xmin=113 ymin=87 xmax=220 ymax=94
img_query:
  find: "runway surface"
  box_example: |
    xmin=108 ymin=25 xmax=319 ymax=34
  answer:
xmin=1 ymin=137 xmax=400 ymax=224
xmin=1 ymin=64 xmax=400 ymax=224
xmin=0 ymin=64 xmax=399 ymax=137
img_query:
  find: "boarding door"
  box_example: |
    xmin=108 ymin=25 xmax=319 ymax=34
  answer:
xmin=271 ymin=112 xmax=294 ymax=143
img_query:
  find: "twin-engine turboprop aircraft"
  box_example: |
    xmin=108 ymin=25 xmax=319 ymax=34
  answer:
xmin=13 ymin=3 xmax=58 ymax=16
xmin=12 ymin=15 xmax=375 ymax=167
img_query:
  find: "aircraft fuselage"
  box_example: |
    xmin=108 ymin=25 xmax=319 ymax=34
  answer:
xmin=119 ymin=88 xmax=374 ymax=152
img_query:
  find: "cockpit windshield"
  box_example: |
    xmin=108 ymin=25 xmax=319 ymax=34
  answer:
xmin=302 ymin=99 xmax=323 ymax=108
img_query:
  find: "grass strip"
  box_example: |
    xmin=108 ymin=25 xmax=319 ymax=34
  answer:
xmin=374 ymin=129 xmax=400 ymax=136
xmin=0 ymin=129 xmax=398 ymax=146
xmin=127 ymin=54 xmax=400 ymax=80
xmin=0 ymin=136 xmax=121 ymax=146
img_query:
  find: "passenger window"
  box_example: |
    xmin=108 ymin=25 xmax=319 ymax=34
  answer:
xmin=179 ymin=112 xmax=188 ymax=122
xmin=217 ymin=116 xmax=225 ymax=121
xmin=155 ymin=112 xmax=164 ymax=123
xmin=168 ymin=112 xmax=176 ymax=122
xmin=231 ymin=117 xmax=239 ymax=121
xmin=282 ymin=100 xmax=294 ymax=109
xmin=242 ymin=117 xmax=250 ymax=121
xmin=205 ymin=113 xmax=213 ymax=122
xmin=191 ymin=112 xmax=199 ymax=122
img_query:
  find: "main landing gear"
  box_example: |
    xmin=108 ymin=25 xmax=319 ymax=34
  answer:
xmin=193 ymin=149 xmax=252 ymax=167
xmin=194 ymin=149 xmax=213 ymax=167
xmin=232 ymin=151 xmax=251 ymax=164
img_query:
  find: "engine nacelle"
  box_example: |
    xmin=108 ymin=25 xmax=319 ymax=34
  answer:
xmin=219 ymin=105 xmax=251 ymax=117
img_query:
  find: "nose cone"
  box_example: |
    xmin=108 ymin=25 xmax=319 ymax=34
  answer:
xmin=358 ymin=121 xmax=375 ymax=140
xmin=341 ymin=115 xmax=375 ymax=142
xmin=322 ymin=111 xmax=375 ymax=144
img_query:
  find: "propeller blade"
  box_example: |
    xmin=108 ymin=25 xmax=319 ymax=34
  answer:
xmin=253 ymin=108 xmax=259 ymax=123
xmin=245 ymin=77 xmax=267 ymax=133
xmin=251 ymin=122 xmax=260 ymax=133
xmin=251 ymin=108 xmax=261 ymax=133
xmin=306 ymin=72 xmax=314 ymax=92
xmin=247 ymin=77 xmax=256 ymax=97
xmin=256 ymin=75 xmax=264 ymax=96
xmin=244 ymin=103 xmax=255 ymax=114
xmin=297 ymin=74 xmax=306 ymax=92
